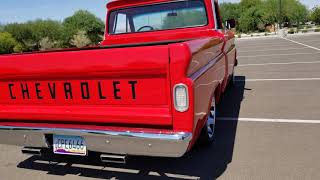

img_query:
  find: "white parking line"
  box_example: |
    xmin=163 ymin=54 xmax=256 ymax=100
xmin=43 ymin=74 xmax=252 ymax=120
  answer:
xmin=237 ymin=43 xmax=300 ymax=49
xmin=235 ymin=78 xmax=320 ymax=82
xmin=238 ymin=47 xmax=309 ymax=53
xmin=286 ymin=39 xmax=320 ymax=43
xmin=218 ymin=117 xmax=320 ymax=124
xmin=282 ymin=38 xmax=320 ymax=51
xmin=238 ymin=61 xmax=320 ymax=67
xmin=237 ymin=37 xmax=282 ymax=42
xmin=238 ymin=52 xmax=320 ymax=58
xmin=237 ymin=42 xmax=289 ymax=46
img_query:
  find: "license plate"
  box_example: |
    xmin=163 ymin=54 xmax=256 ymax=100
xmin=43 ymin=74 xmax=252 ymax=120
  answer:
xmin=53 ymin=135 xmax=87 ymax=156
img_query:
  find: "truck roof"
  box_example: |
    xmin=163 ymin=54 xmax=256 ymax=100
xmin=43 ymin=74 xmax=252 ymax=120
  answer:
xmin=107 ymin=0 xmax=219 ymax=10
xmin=107 ymin=0 xmax=181 ymax=10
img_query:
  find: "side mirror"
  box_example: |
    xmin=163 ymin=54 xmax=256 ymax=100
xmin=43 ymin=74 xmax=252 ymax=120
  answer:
xmin=226 ymin=19 xmax=236 ymax=29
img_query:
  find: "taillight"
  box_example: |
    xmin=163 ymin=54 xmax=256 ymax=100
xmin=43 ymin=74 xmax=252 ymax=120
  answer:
xmin=173 ymin=84 xmax=189 ymax=112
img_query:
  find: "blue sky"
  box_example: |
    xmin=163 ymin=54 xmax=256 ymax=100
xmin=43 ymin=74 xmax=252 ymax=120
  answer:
xmin=0 ymin=0 xmax=108 ymax=24
xmin=0 ymin=0 xmax=318 ymax=24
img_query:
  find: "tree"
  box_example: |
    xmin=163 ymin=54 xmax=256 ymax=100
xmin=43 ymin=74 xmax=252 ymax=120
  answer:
xmin=2 ymin=10 xmax=104 ymax=51
xmin=62 ymin=10 xmax=104 ymax=46
xmin=310 ymin=6 xmax=320 ymax=25
xmin=4 ymin=20 xmax=63 ymax=51
xmin=3 ymin=23 xmax=35 ymax=50
xmin=28 ymin=20 xmax=63 ymax=45
xmin=238 ymin=1 xmax=266 ymax=32
xmin=262 ymin=0 xmax=279 ymax=26
xmin=0 ymin=32 xmax=18 ymax=54
xmin=240 ymin=0 xmax=262 ymax=9
xmin=220 ymin=0 xmax=266 ymax=32
xmin=71 ymin=30 xmax=91 ymax=48
xmin=282 ymin=0 xmax=308 ymax=27
xmin=220 ymin=3 xmax=241 ymax=23
xmin=222 ymin=0 xmax=309 ymax=33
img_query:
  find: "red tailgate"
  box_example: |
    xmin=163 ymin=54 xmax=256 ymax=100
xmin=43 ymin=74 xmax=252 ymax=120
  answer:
xmin=0 ymin=45 xmax=172 ymax=126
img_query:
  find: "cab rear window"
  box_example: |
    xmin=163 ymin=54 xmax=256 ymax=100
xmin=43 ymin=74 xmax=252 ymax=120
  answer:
xmin=109 ymin=0 xmax=208 ymax=34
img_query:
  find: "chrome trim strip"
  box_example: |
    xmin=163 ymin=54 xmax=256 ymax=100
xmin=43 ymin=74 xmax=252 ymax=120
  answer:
xmin=102 ymin=38 xmax=195 ymax=48
xmin=0 ymin=126 xmax=192 ymax=141
xmin=190 ymin=53 xmax=224 ymax=80
xmin=212 ymin=0 xmax=218 ymax=29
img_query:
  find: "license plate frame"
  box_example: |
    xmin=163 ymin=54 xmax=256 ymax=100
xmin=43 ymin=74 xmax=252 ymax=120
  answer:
xmin=53 ymin=135 xmax=87 ymax=156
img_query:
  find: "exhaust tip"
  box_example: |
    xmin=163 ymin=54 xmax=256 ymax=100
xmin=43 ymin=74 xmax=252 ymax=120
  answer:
xmin=100 ymin=154 xmax=127 ymax=164
xmin=22 ymin=147 xmax=42 ymax=156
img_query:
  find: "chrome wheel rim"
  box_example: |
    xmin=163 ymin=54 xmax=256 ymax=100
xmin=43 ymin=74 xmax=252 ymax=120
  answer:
xmin=207 ymin=98 xmax=216 ymax=138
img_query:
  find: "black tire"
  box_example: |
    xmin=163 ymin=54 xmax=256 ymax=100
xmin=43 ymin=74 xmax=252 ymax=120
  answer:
xmin=199 ymin=97 xmax=216 ymax=145
xmin=227 ymin=71 xmax=235 ymax=90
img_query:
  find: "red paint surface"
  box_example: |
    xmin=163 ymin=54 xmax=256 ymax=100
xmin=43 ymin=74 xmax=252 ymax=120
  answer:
xmin=0 ymin=0 xmax=237 ymax=153
xmin=0 ymin=45 xmax=172 ymax=126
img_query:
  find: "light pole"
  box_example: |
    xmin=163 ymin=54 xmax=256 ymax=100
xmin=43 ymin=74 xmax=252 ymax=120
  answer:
xmin=279 ymin=0 xmax=282 ymax=29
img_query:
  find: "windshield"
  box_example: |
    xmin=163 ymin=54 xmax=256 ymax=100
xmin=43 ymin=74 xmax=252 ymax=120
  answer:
xmin=109 ymin=0 xmax=208 ymax=34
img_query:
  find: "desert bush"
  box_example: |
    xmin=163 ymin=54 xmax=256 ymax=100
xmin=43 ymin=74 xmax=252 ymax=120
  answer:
xmin=71 ymin=30 xmax=91 ymax=48
xmin=288 ymin=28 xmax=295 ymax=34
xmin=39 ymin=37 xmax=56 ymax=50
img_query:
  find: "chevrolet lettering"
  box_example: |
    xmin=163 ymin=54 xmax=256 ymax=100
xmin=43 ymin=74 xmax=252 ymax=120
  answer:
xmin=6 ymin=81 xmax=138 ymax=101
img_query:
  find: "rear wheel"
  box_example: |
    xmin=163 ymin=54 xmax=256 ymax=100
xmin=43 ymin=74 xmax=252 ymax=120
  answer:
xmin=199 ymin=96 xmax=216 ymax=144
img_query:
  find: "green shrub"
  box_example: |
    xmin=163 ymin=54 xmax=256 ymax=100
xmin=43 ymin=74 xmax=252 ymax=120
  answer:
xmin=0 ymin=32 xmax=18 ymax=54
xmin=301 ymin=25 xmax=311 ymax=28
xmin=302 ymin=29 xmax=308 ymax=33
xmin=237 ymin=34 xmax=241 ymax=38
xmin=315 ymin=28 xmax=320 ymax=32
xmin=13 ymin=43 xmax=25 ymax=53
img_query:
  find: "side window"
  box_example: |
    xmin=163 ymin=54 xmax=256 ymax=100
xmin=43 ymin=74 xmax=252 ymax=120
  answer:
xmin=212 ymin=1 xmax=223 ymax=29
xmin=113 ymin=13 xmax=131 ymax=34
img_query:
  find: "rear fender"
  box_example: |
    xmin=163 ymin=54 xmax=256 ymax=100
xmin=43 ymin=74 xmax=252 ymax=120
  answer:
xmin=168 ymin=43 xmax=194 ymax=133
xmin=193 ymin=82 xmax=220 ymax=142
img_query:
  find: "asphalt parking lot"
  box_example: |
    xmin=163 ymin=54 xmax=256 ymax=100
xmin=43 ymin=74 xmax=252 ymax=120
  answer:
xmin=1 ymin=34 xmax=320 ymax=180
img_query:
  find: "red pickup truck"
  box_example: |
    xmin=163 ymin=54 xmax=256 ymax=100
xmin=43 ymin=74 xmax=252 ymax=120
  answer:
xmin=0 ymin=0 xmax=237 ymax=162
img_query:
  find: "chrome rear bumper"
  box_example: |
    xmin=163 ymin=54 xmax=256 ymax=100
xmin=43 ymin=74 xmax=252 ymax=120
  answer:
xmin=0 ymin=126 xmax=192 ymax=157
